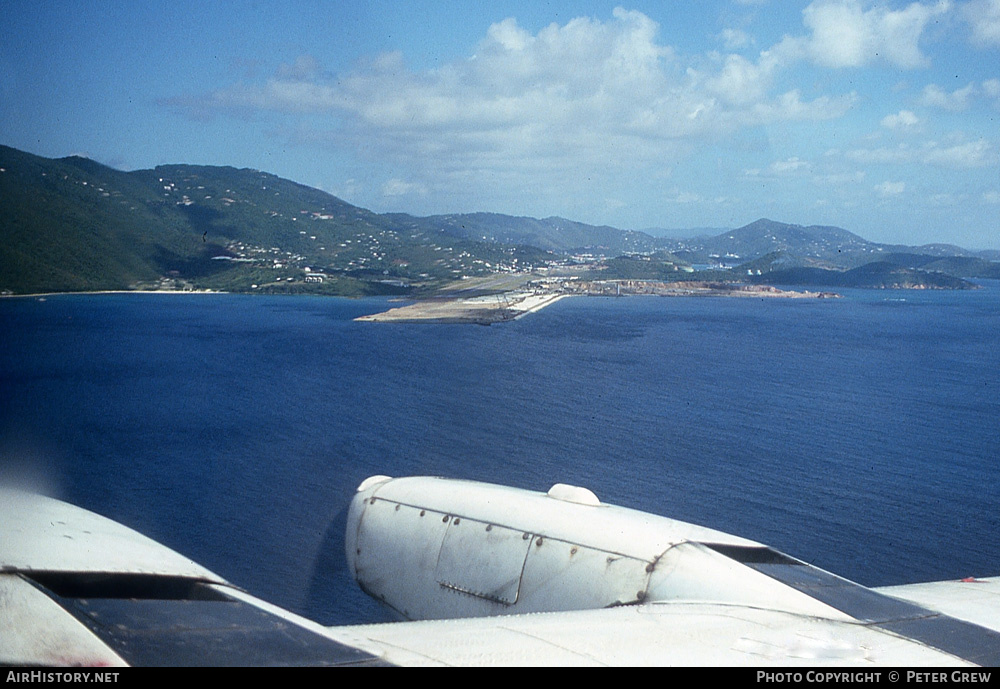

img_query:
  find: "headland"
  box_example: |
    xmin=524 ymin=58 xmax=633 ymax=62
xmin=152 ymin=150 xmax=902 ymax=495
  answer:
xmin=355 ymin=280 xmax=839 ymax=324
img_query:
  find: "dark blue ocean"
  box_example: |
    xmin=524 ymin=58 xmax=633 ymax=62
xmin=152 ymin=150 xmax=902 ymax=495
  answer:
xmin=2 ymin=284 xmax=998 ymax=625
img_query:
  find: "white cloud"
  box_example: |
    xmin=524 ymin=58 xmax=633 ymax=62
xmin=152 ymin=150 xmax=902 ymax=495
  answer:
xmin=168 ymin=9 xmax=863 ymax=203
xmin=920 ymin=82 xmax=977 ymax=110
xmin=881 ymin=110 xmax=920 ymax=129
xmin=703 ymin=53 xmax=772 ymax=105
xmin=749 ymin=89 xmax=858 ymax=122
xmin=794 ymin=0 xmax=952 ymax=69
xmin=962 ymin=0 xmax=1000 ymax=46
xmin=875 ymin=180 xmax=906 ymax=196
xmin=666 ymin=189 xmax=702 ymax=204
xmin=847 ymin=145 xmax=911 ymax=164
xmin=983 ymin=190 xmax=1000 ymax=203
xmin=847 ymin=138 xmax=996 ymax=168
xmin=717 ymin=28 xmax=752 ymax=51
xmin=275 ymin=55 xmax=323 ymax=81
xmin=382 ymin=178 xmax=427 ymax=197
xmin=770 ymin=157 xmax=811 ymax=173
xmin=819 ymin=171 xmax=867 ymax=184
xmin=929 ymin=192 xmax=959 ymax=205
xmin=984 ymin=79 xmax=1000 ymax=109
xmin=921 ymin=138 xmax=995 ymax=167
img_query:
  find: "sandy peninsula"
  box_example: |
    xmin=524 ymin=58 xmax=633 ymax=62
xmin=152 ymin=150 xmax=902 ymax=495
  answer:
xmin=355 ymin=291 xmax=570 ymax=324
xmin=355 ymin=281 xmax=838 ymax=324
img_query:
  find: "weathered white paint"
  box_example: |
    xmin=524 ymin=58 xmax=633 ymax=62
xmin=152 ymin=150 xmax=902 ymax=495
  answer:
xmin=346 ymin=476 xmax=847 ymax=621
xmin=3 ymin=478 xmax=998 ymax=666
xmin=0 ymin=489 xmax=222 ymax=581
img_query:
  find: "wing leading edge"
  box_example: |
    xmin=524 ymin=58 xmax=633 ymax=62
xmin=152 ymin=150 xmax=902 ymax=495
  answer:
xmin=0 ymin=489 xmax=389 ymax=667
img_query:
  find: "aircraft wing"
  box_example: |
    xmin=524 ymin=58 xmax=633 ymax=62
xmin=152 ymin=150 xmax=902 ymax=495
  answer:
xmin=873 ymin=578 xmax=1000 ymax=633
xmin=3 ymin=479 xmax=1000 ymax=667
xmin=329 ymin=476 xmax=1000 ymax=666
xmin=0 ymin=488 xmax=387 ymax=667
xmin=325 ymin=597 xmax=990 ymax=667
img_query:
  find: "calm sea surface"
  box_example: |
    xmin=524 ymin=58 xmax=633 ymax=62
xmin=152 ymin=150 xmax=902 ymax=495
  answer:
xmin=2 ymin=284 xmax=998 ymax=625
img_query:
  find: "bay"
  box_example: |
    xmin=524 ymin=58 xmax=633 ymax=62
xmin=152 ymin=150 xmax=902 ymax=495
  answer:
xmin=1 ymin=284 xmax=998 ymax=625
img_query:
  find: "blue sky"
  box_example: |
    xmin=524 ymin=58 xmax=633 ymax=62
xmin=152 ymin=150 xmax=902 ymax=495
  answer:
xmin=2 ymin=1 xmax=998 ymax=248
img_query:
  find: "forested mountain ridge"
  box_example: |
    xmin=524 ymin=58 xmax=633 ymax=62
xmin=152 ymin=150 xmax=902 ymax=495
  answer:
xmin=2 ymin=145 xmax=995 ymax=295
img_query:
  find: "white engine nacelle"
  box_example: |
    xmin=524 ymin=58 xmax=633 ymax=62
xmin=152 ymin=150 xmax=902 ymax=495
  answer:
xmin=344 ymin=476 xmax=831 ymax=621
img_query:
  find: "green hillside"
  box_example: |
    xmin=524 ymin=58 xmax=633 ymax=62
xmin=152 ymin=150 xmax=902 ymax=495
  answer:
xmin=749 ymin=262 xmax=977 ymax=290
xmin=394 ymin=212 xmax=664 ymax=255
xmin=0 ymin=146 xmax=551 ymax=296
xmin=2 ymin=145 xmax=995 ymax=296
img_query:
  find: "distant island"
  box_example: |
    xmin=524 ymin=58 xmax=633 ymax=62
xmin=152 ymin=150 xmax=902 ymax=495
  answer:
xmin=2 ymin=144 xmax=998 ymax=311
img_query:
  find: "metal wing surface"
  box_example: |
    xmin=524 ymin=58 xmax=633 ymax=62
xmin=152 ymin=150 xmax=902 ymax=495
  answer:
xmin=3 ymin=479 xmax=999 ymax=667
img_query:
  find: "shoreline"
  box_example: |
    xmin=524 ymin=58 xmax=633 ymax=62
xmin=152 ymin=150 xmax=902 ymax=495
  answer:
xmin=0 ymin=289 xmax=227 ymax=299
xmin=512 ymin=293 xmax=571 ymax=318
xmin=354 ymin=282 xmax=840 ymax=324
xmin=564 ymin=280 xmax=841 ymax=300
xmin=354 ymin=291 xmax=572 ymax=325
xmin=2 ymin=282 xmax=838 ymax=324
